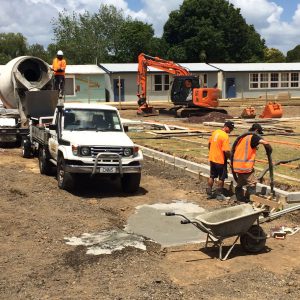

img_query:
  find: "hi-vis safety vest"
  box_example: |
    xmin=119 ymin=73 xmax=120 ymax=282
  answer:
xmin=52 ymin=58 xmax=66 ymax=76
xmin=233 ymin=134 xmax=256 ymax=173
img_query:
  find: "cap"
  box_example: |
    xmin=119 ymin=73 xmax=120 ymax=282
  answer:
xmin=224 ymin=121 xmax=235 ymax=130
xmin=57 ymin=50 xmax=63 ymax=56
xmin=249 ymin=123 xmax=263 ymax=134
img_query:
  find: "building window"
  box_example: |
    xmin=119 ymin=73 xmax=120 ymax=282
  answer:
xmin=153 ymin=74 xmax=170 ymax=91
xmin=249 ymin=72 xmax=300 ymax=89
xmin=250 ymin=73 xmax=258 ymax=88
xmin=204 ymin=74 xmax=207 ymax=86
xmin=65 ymin=76 xmax=75 ymax=96
xmin=260 ymin=73 xmax=268 ymax=88
xmin=291 ymin=73 xmax=299 ymax=87
xmin=281 ymin=73 xmax=289 ymax=87
xmin=270 ymin=73 xmax=279 ymax=88
xmin=164 ymin=75 xmax=170 ymax=90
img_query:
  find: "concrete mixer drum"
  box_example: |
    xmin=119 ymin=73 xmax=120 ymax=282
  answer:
xmin=0 ymin=56 xmax=58 ymax=145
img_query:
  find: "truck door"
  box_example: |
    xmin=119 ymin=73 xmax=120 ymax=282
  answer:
xmin=113 ymin=79 xmax=125 ymax=102
xmin=48 ymin=111 xmax=59 ymax=159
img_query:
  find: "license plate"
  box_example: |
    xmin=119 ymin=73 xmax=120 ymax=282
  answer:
xmin=99 ymin=166 xmax=116 ymax=173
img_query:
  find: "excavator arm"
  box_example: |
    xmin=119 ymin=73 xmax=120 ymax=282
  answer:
xmin=137 ymin=53 xmax=190 ymax=115
xmin=136 ymin=53 xmax=223 ymax=117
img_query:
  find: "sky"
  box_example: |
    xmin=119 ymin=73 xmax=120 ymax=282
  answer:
xmin=0 ymin=0 xmax=299 ymax=55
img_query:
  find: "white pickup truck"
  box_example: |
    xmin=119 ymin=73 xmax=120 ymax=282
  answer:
xmin=23 ymin=103 xmax=143 ymax=192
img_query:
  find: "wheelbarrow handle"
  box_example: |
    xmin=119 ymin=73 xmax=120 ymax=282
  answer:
xmin=165 ymin=212 xmax=175 ymax=216
xmin=181 ymin=219 xmax=190 ymax=224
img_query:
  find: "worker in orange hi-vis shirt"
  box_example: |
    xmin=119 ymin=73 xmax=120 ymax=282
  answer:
xmin=206 ymin=121 xmax=235 ymax=200
xmin=232 ymin=123 xmax=272 ymax=203
xmin=52 ymin=50 xmax=67 ymax=98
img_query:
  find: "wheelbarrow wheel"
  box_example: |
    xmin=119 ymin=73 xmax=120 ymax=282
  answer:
xmin=240 ymin=225 xmax=267 ymax=253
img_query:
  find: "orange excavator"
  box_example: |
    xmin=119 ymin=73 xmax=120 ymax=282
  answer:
xmin=137 ymin=53 xmax=227 ymax=117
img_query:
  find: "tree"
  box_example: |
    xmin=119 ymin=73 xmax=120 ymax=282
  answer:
xmin=264 ymin=48 xmax=285 ymax=63
xmin=51 ymin=5 xmax=159 ymax=64
xmin=52 ymin=10 xmax=98 ymax=64
xmin=112 ymin=20 xmax=163 ymax=62
xmin=286 ymin=45 xmax=300 ymax=62
xmin=162 ymin=0 xmax=266 ymax=63
xmin=0 ymin=33 xmax=27 ymax=64
xmin=26 ymin=43 xmax=50 ymax=62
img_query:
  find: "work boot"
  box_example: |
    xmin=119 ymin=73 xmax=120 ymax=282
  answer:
xmin=215 ymin=188 xmax=230 ymax=201
xmin=206 ymin=187 xmax=214 ymax=199
xmin=245 ymin=186 xmax=256 ymax=202
xmin=235 ymin=187 xmax=247 ymax=203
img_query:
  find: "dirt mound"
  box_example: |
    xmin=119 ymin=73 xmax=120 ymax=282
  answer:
xmin=186 ymin=111 xmax=233 ymax=123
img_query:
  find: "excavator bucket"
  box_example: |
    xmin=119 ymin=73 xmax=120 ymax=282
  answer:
xmin=241 ymin=106 xmax=256 ymax=119
xmin=137 ymin=105 xmax=159 ymax=117
xmin=260 ymin=102 xmax=283 ymax=118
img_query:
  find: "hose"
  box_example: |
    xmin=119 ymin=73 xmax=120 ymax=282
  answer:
xmin=266 ymin=149 xmax=274 ymax=196
xmin=258 ymin=157 xmax=300 ymax=181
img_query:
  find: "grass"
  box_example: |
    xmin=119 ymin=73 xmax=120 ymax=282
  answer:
xmin=128 ymin=126 xmax=300 ymax=190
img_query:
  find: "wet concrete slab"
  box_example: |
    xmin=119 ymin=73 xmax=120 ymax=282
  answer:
xmin=64 ymin=230 xmax=146 ymax=255
xmin=64 ymin=200 xmax=207 ymax=255
xmin=124 ymin=200 xmax=207 ymax=247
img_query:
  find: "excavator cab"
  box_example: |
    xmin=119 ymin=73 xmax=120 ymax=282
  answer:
xmin=171 ymin=76 xmax=200 ymax=106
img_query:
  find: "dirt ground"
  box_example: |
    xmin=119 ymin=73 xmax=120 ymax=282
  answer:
xmin=0 ymin=145 xmax=299 ymax=300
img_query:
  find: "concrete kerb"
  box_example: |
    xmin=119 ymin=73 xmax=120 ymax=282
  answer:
xmin=139 ymin=145 xmax=300 ymax=203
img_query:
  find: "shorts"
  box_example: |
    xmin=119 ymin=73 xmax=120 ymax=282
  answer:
xmin=236 ymin=170 xmax=257 ymax=188
xmin=210 ymin=161 xmax=228 ymax=180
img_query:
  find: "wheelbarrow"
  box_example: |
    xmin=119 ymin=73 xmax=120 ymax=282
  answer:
xmin=165 ymin=203 xmax=267 ymax=261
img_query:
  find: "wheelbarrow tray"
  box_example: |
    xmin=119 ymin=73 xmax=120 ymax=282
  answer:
xmin=194 ymin=204 xmax=264 ymax=238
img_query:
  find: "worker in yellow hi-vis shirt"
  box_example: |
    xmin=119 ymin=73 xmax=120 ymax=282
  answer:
xmin=207 ymin=121 xmax=235 ymax=200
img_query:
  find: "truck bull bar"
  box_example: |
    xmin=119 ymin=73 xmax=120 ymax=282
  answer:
xmin=64 ymin=152 xmax=141 ymax=175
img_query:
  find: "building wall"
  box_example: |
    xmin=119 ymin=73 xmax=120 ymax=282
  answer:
xmin=65 ymin=74 xmax=106 ymax=102
xmin=106 ymin=72 xmax=218 ymax=102
xmin=63 ymin=65 xmax=300 ymax=103
xmin=220 ymin=71 xmax=300 ymax=99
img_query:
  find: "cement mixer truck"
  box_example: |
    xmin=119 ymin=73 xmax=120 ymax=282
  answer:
xmin=0 ymin=56 xmax=58 ymax=145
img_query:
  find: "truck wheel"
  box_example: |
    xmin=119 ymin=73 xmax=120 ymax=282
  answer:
xmin=121 ymin=173 xmax=141 ymax=193
xmin=21 ymin=138 xmax=32 ymax=158
xmin=38 ymin=147 xmax=53 ymax=175
xmin=57 ymin=156 xmax=74 ymax=191
xmin=240 ymin=225 xmax=267 ymax=253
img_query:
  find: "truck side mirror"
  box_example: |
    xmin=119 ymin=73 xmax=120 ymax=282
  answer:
xmin=123 ymin=125 xmax=129 ymax=132
xmin=49 ymin=124 xmax=57 ymax=130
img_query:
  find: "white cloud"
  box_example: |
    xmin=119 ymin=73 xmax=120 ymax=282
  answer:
xmin=228 ymin=0 xmax=300 ymax=53
xmin=137 ymin=0 xmax=183 ymax=36
xmin=1 ymin=0 xmax=300 ymax=55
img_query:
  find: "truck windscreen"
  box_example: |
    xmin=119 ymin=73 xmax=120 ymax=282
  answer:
xmin=63 ymin=109 xmax=122 ymax=131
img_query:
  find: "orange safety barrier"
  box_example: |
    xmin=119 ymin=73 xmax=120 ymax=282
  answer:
xmin=260 ymin=102 xmax=283 ymax=118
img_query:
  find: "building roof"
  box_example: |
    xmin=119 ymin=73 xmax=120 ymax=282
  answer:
xmin=99 ymin=63 xmax=137 ymax=73
xmin=99 ymin=63 xmax=217 ymax=73
xmin=66 ymin=65 xmax=106 ymax=74
xmin=210 ymin=63 xmax=300 ymax=72
xmin=180 ymin=63 xmax=217 ymax=72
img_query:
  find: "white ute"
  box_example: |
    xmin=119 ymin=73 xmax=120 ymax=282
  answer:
xmin=23 ymin=103 xmax=143 ymax=193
